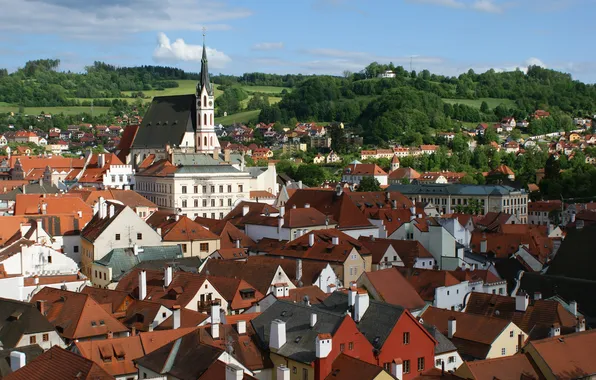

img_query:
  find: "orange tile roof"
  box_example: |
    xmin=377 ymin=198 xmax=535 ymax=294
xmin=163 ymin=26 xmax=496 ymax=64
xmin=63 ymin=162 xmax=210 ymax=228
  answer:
xmin=71 ymin=188 xmax=157 ymax=209
xmin=3 ymin=346 xmax=114 ymax=380
xmin=157 ymin=309 xmax=209 ymax=329
xmin=324 ymin=353 xmax=384 ymax=380
xmin=360 ymin=268 xmax=426 ymax=310
xmin=461 ymin=353 xmax=540 ymax=380
xmin=397 ymin=268 xmax=461 ymax=302
xmin=343 ymin=163 xmax=388 ymax=176
xmin=14 ymin=193 xmax=92 ymax=216
xmin=31 ymin=287 xmax=129 ymax=340
xmin=152 ymin=215 xmax=219 ymax=242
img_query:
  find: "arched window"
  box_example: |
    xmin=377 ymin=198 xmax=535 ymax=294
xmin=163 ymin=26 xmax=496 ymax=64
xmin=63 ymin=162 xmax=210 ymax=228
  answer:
xmin=204 ymin=136 xmax=208 ymax=146
xmin=203 ymin=95 xmax=207 ymax=107
xmin=204 ymin=114 xmax=207 ymax=126
xmin=210 ymin=114 xmax=213 ymax=124
xmin=210 ymin=137 xmax=213 ymax=146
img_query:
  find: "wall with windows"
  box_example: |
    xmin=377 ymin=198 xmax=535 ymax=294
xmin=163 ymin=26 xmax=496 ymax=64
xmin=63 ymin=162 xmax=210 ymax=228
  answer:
xmin=485 ymin=322 xmax=527 ymax=359
xmin=17 ymin=330 xmax=65 ymax=350
xmin=161 ymin=239 xmax=220 ymax=260
xmin=434 ymin=350 xmax=463 ymax=372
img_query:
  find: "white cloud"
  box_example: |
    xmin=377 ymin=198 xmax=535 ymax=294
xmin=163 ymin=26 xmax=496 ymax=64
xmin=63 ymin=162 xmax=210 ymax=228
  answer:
xmin=152 ymin=32 xmax=231 ymax=69
xmin=407 ymin=0 xmax=505 ymax=13
xmin=0 ymin=0 xmax=252 ymax=38
xmin=524 ymin=57 xmax=546 ymax=68
xmin=252 ymin=42 xmax=285 ymax=51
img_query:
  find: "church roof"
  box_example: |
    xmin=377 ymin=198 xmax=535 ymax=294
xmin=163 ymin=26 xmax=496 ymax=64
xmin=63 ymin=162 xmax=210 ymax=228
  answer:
xmin=132 ymin=94 xmax=196 ymax=149
xmin=197 ymin=37 xmax=213 ymax=96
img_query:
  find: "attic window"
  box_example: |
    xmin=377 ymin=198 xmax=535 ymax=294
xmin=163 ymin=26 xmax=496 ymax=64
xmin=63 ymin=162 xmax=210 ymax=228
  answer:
xmin=8 ymin=311 xmax=22 ymax=321
xmin=99 ymin=345 xmax=112 ymax=362
xmin=99 ymin=320 xmax=105 ymax=326
xmin=294 ymin=336 xmax=302 ymax=343
xmin=91 ymin=321 xmax=97 ymax=327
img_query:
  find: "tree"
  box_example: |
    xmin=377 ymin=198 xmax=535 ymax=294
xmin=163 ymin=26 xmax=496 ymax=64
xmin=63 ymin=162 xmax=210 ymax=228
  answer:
xmin=544 ymin=154 xmax=561 ymax=181
xmin=357 ymin=176 xmax=381 ymax=192
xmin=295 ymin=164 xmax=326 ymax=187
xmin=480 ymin=101 xmax=490 ymax=114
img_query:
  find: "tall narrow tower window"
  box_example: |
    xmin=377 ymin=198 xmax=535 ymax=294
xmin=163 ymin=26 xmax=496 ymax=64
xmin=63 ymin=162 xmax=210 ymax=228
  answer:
xmin=204 ymin=114 xmax=207 ymax=126
xmin=210 ymin=114 xmax=213 ymax=124
xmin=210 ymin=137 xmax=213 ymax=146
xmin=204 ymin=136 xmax=208 ymax=146
xmin=203 ymin=95 xmax=207 ymax=107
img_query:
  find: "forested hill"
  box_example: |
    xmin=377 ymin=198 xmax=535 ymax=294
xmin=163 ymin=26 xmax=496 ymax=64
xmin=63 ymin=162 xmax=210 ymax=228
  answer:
xmin=258 ymin=65 xmax=596 ymax=145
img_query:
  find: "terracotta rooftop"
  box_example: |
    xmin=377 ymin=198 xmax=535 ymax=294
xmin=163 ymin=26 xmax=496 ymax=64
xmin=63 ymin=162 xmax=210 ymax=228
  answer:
xmin=30 ymin=287 xmax=129 ymax=341
xmin=156 ymin=309 xmax=209 ymax=330
xmin=397 ymin=268 xmax=461 ymax=302
xmin=71 ymin=188 xmax=157 ymax=209
xmin=3 ymin=345 xmax=113 ymax=380
xmin=152 ymin=215 xmax=219 ymax=242
xmin=81 ymin=201 xmax=126 ymax=243
xmin=464 ymin=292 xmax=578 ymax=339
xmin=343 ymin=163 xmax=388 ymax=176
xmin=460 ymin=353 xmax=540 ymax=380
xmin=81 ymin=287 xmax=133 ymax=314
xmin=280 ymin=286 xmax=329 ymax=305
xmin=360 ymin=267 xmax=427 ymax=310
xmin=14 ymin=194 xmax=92 ymax=217
xmin=324 ymin=353 xmax=385 ymax=380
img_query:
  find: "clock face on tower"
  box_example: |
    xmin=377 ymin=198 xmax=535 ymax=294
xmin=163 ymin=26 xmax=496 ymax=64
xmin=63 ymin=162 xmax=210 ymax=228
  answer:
xmin=209 ymin=101 xmax=213 ymax=107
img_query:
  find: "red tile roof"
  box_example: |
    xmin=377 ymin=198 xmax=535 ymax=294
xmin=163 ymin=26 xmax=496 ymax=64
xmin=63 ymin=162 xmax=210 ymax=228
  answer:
xmin=360 ymin=267 xmax=426 ymax=310
xmin=460 ymin=353 xmax=540 ymax=380
xmin=153 ymin=215 xmax=219 ymax=242
xmin=14 ymin=194 xmax=92 ymax=216
xmin=324 ymin=353 xmax=385 ymax=380
xmin=3 ymin=346 xmax=114 ymax=380
xmin=397 ymin=268 xmax=460 ymax=302
xmin=343 ymin=163 xmax=388 ymax=176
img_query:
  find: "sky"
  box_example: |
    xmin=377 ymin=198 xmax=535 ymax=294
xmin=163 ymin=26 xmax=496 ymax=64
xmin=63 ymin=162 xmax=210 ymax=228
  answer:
xmin=1 ymin=0 xmax=595 ymax=82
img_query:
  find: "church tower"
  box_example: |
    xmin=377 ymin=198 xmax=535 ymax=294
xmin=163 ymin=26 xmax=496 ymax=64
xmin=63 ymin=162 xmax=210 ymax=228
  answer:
xmin=195 ymin=31 xmax=220 ymax=154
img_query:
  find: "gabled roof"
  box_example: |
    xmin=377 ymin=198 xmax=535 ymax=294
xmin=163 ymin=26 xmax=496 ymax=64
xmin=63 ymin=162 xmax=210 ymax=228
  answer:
xmin=397 ymin=268 xmax=461 ymax=302
xmin=525 ymin=329 xmax=596 ymax=379
xmin=132 ymin=95 xmax=196 ymax=149
xmin=252 ymin=299 xmax=348 ymax=364
xmin=81 ymin=287 xmax=132 ymax=314
xmin=324 ymin=354 xmax=385 ymax=380
xmin=285 ymin=190 xmax=373 ymax=229
xmin=151 ymin=215 xmax=219 ymax=242
xmin=464 ymin=292 xmax=578 ymax=339
xmin=343 ymin=163 xmax=387 ymax=176
xmin=3 ymin=346 xmax=114 ymax=380
xmin=157 ymin=309 xmax=209 ymax=330
xmin=80 ymin=201 xmax=127 ymax=243
xmin=348 ymin=191 xmax=413 ymax=212
xmin=0 ymin=298 xmax=57 ymax=349
xmin=388 ymin=167 xmax=421 ymax=180
xmin=120 ymin=299 xmax=167 ymax=332
xmin=115 ymin=124 xmax=139 ymax=163
xmin=30 ymin=288 xmax=128 ymax=340
xmin=359 ymin=268 xmax=427 ymax=310
xmin=545 ymin=225 xmax=596 ymax=281
xmin=221 ymin=201 xmax=279 ymax=229
xmin=71 ymin=188 xmax=157 ymax=209
xmin=95 ymin=245 xmax=183 ymax=282
xmin=14 ymin=194 xmax=92 ymax=216
xmin=461 ymin=353 xmax=541 ymax=380
xmin=269 ymin=228 xmax=370 ymax=263
xmin=421 ymin=306 xmax=511 ymax=360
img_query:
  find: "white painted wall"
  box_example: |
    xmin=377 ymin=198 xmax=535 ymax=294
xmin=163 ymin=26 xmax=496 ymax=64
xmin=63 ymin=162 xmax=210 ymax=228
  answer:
xmin=1 ymin=244 xmax=80 ymax=277
xmin=16 ymin=330 xmax=65 ymax=350
xmin=435 ymin=350 xmax=463 ymax=372
xmin=185 ymin=279 xmax=229 ymax=312
xmin=312 ymin=263 xmax=342 ymax=291
xmin=434 ymin=281 xmax=469 ymax=311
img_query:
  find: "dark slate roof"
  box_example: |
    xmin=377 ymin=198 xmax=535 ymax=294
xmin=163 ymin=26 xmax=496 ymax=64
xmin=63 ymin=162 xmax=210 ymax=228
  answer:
xmin=132 ymin=95 xmax=196 ymax=149
xmin=387 ymin=183 xmax=526 ymax=196
xmin=0 ymin=298 xmax=57 ymax=349
xmin=0 ymin=345 xmax=44 ymax=377
xmin=0 ymin=184 xmax=60 ymax=201
xmin=132 ymin=257 xmax=204 ymax=273
xmin=423 ymin=324 xmax=457 ymax=354
xmin=545 ymin=226 xmax=596 ymax=281
xmin=134 ymin=331 xmax=223 ymax=379
xmin=313 ymin=292 xmax=406 ymax=350
xmin=95 ymin=245 xmax=183 ymax=281
xmin=198 ymin=42 xmax=213 ymax=96
xmin=251 ymin=299 xmax=346 ymax=364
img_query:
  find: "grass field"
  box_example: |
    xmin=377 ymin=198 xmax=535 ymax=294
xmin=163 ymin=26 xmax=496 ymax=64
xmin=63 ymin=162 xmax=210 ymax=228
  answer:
xmin=442 ymin=98 xmax=516 ymax=109
xmin=215 ymin=110 xmax=260 ymax=125
xmin=0 ymin=105 xmax=111 ymax=116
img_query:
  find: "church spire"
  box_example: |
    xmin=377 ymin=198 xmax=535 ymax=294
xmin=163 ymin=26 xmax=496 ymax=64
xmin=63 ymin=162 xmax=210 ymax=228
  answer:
xmin=198 ymin=27 xmax=213 ymax=96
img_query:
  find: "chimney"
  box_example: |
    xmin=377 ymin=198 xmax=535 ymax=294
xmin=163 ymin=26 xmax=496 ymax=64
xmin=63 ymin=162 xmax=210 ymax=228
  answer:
xmin=391 ymin=358 xmax=403 ymax=380
xmin=310 ymin=313 xmax=317 ymax=328
xmin=295 ymin=259 xmax=303 ymax=283
xmin=35 ymin=219 xmax=43 ymax=242
xmin=515 ymin=292 xmax=529 ymax=312
xmin=172 ymin=305 xmax=181 ymax=329
xmin=549 ymin=323 xmax=561 ymax=337
xmin=212 ymin=148 xmax=220 ymax=160
xmin=225 ymin=363 xmax=244 ymax=380
xmin=534 ymin=292 xmax=542 ymax=301
xmin=569 ymin=300 xmax=578 ymax=316
xmin=315 ymin=334 xmax=332 ymax=358
xmin=304 ymin=203 xmax=310 ymax=209
xmin=101 ymin=202 xmax=108 ymax=220
xmin=392 ymin=199 xmax=397 ymax=209
xmin=224 ymin=149 xmax=231 ymax=163
xmin=242 ymin=205 xmax=249 ymax=216
xmin=571 ymin=213 xmax=576 ymax=223
xmin=409 ymin=206 xmax=416 ymax=216
xmin=354 ymin=291 xmax=369 ymax=322
xmin=237 ymin=320 xmax=246 ymax=335
xmin=175 ymin=214 xmax=180 ymax=221
xmin=36 ymin=300 xmax=46 ymax=315
xmin=138 ymin=270 xmax=147 ymax=300
xmin=308 ymin=233 xmax=315 ymax=247
xmin=269 ymin=319 xmax=287 ymax=350
xmin=211 ymin=301 xmax=221 ymax=325
xmin=276 ymin=365 xmax=290 ymax=380
xmin=448 ymin=316 xmax=456 ymax=338
xmin=235 ymin=239 xmax=241 ymax=249
xmin=480 ymin=233 xmax=487 ymax=254
xmin=164 ymin=266 xmax=173 ymax=287
xmin=518 ymin=333 xmax=523 ymax=352
xmin=576 ymin=316 xmax=586 ymax=332
xmin=156 ymin=227 xmax=162 ymax=236
xmin=41 ymin=202 xmax=47 ymax=215
xmin=278 ymin=215 xmax=284 ymax=232
xmin=107 ymin=331 xmax=114 ymax=339
xmin=279 ymin=206 xmax=285 ymax=217
xmin=108 ymin=204 xmax=115 ymax=218
xmin=547 ymin=222 xmax=553 ymax=236
xmin=131 ymin=326 xmax=136 ymax=336
xmin=331 ymin=236 xmax=339 ymax=245
xmin=348 ymin=283 xmax=357 ymax=307
xmin=10 ymin=351 xmax=26 ymax=373
xmin=98 ymin=154 xmax=105 ymax=168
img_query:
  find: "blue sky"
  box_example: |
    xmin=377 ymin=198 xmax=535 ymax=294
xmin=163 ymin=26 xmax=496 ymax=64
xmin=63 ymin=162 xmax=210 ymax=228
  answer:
xmin=1 ymin=0 xmax=595 ymax=82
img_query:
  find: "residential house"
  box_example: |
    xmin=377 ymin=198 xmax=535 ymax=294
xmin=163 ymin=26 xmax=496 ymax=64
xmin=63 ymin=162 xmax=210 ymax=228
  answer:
xmin=501 ymin=117 xmax=516 ymax=129
xmin=342 ymin=163 xmax=388 ymax=186
xmin=528 ymin=200 xmax=561 ymax=225
xmin=313 ymin=154 xmax=326 ymax=165
xmin=398 ymin=268 xmax=469 ymax=311
xmin=70 ymin=188 xmax=158 ymax=219
xmin=421 ymin=306 xmax=527 ymax=360
xmin=147 ymin=213 xmax=220 ymax=258
xmin=326 ymin=354 xmax=397 ymax=380
xmin=388 ymin=167 xmax=421 ymax=184
xmin=265 ymin=229 xmax=372 ymax=285
xmin=423 ymin=324 xmax=463 ymax=372
xmin=80 ymin=197 xmax=162 ymax=278
xmin=326 ymin=151 xmax=342 ymax=164
xmin=30 ymin=287 xmax=129 ymax=343
xmin=0 ymin=298 xmax=65 ymax=350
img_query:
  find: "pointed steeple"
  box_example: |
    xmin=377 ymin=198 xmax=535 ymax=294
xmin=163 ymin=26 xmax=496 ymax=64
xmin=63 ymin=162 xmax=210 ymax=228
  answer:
xmin=198 ymin=28 xmax=213 ymax=96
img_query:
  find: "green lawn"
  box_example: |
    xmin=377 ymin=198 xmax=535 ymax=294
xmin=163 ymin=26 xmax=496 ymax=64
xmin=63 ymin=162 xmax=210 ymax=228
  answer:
xmin=215 ymin=109 xmax=260 ymax=125
xmin=0 ymin=105 xmax=110 ymax=116
xmin=239 ymin=85 xmax=290 ymax=94
xmin=442 ymin=97 xmax=516 ymax=109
